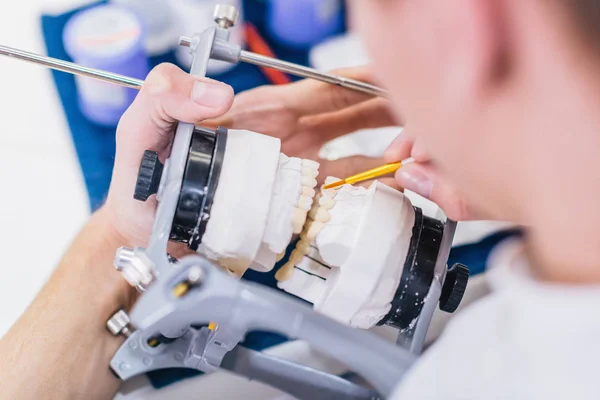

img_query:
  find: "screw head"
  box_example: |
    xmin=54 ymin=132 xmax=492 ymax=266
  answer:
xmin=213 ymin=4 xmax=239 ymax=28
xmin=107 ymin=309 xmax=134 ymax=338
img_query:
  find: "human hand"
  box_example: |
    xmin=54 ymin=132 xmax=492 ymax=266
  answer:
xmin=208 ymin=66 xmax=399 ymax=182
xmin=105 ymin=63 xmax=234 ymax=246
xmin=384 ymin=130 xmax=486 ymax=221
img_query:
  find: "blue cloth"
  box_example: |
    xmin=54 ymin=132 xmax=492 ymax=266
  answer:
xmin=41 ymin=0 xmax=314 ymax=211
xmin=40 ymin=0 xmax=517 ymax=389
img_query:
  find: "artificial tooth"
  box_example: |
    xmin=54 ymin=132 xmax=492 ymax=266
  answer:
xmin=318 ymin=196 xmax=336 ymax=210
xmin=289 ymin=249 xmax=305 ymax=265
xmin=297 ymin=195 xmax=313 ymax=210
xmin=302 ymin=166 xmax=319 ymax=179
xmin=302 ymin=159 xmax=320 ymax=169
xmin=302 ymin=186 xmax=316 ymax=197
xmin=299 ymin=229 xmax=309 ymax=241
xmin=324 ymin=176 xmax=340 ymax=185
xmin=308 ymin=207 xmax=318 ymax=220
xmin=313 ymin=207 xmax=331 ymax=223
xmin=275 ymin=262 xmax=295 ymax=282
xmin=307 ymin=221 xmax=325 ymax=241
xmin=292 ymin=208 xmax=308 ymax=233
xmin=296 ymin=239 xmax=310 ymax=255
xmin=321 ymin=188 xmax=337 ymax=198
xmin=276 ymin=251 xmax=286 ymax=262
xmin=301 ymin=176 xmax=318 ymax=188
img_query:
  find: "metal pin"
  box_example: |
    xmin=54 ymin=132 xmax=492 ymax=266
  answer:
xmin=178 ymin=36 xmax=387 ymax=98
xmin=0 ymin=42 xmax=387 ymax=98
xmin=0 ymin=44 xmax=143 ymax=90
xmin=238 ymin=50 xmax=387 ymax=98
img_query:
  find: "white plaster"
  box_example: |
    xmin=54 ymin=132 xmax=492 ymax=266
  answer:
xmin=315 ymin=184 xmax=368 ymax=267
xmin=313 ymin=181 xmax=415 ymax=329
xmin=200 ymin=129 xmax=281 ymax=267
xmin=277 ymin=246 xmax=330 ymax=304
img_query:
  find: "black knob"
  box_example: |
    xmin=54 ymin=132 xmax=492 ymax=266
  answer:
xmin=134 ymin=150 xmax=164 ymax=201
xmin=439 ymin=263 xmax=469 ymax=313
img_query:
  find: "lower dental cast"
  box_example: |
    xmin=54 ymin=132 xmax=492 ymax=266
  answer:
xmin=275 ymin=177 xmax=337 ymax=282
xmin=276 ymin=177 xmax=416 ymax=329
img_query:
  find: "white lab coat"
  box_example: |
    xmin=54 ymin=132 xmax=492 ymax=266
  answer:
xmin=392 ymin=240 xmax=600 ymax=400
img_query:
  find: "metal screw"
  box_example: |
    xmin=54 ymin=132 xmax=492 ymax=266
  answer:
xmin=114 ymin=247 xmax=156 ymax=292
xmin=107 ymin=309 xmax=135 ymax=338
xmin=187 ymin=266 xmax=204 ymax=285
xmin=213 ymin=4 xmax=239 ymax=29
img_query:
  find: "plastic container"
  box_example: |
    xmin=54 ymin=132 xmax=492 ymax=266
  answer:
xmin=63 ymin=4 xmax=150 ymax=127
xmin=266 ymin=0 xmax=343 ymax=49
xmin=111 ymin=0 xmax=178 ymax=56
xmin=171 ymin=0 xmax=244 ymax=75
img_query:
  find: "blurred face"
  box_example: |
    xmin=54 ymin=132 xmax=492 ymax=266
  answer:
xmin=349 ymin=0 xmax=519 ymax=219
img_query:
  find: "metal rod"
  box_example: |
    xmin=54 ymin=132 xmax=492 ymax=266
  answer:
xmin=178 ymin=36 xmax=387 ymax=98
xmin=0 ymin=44 xmax=144 ymax=90
xmin=0 ymin=42 xmax=387 ymax=98
xmin=239 ymin=50 xmax=387 ymax=98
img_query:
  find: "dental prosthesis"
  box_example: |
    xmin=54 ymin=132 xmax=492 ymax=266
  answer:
xmin=175 ymin=128 xmax=458 ymax=331
xmin=193 ymin=129 xmax=320 ymax=276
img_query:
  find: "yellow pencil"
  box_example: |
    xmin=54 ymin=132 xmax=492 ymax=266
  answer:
xmin=322 ymin=161 xmax=404 ymax=190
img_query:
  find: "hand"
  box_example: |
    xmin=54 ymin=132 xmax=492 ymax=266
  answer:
xmin=384 ymin=130 xmax=486 ymax=221
xmin=208 ymin=66 xmax=399 ymax=182
xmin=105 ymin=63 xmax=234 ymax=246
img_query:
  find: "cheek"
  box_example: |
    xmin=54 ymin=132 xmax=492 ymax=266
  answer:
xmin=350 ymin=2 xmax=442 ymax=125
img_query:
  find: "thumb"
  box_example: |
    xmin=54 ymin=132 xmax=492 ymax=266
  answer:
xmin=118 ymin=63 xmax=234 ymax=153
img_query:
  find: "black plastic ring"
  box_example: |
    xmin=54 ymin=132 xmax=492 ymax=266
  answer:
xmin=169 ymin=127 xmax=228 ymax=249
xmin=377 ymin=207 xmax=444 ymax=330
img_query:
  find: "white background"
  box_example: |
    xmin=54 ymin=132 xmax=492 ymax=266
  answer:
xmin=0 ymin=0 xmax=91 ymax=337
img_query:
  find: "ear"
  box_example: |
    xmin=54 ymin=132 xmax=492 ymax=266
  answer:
xmin=435 ymin=0 xmax=508 ymax=102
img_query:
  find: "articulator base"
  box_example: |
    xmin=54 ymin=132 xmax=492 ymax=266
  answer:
xmin=107 ymin=217 xmax=462 ymax=400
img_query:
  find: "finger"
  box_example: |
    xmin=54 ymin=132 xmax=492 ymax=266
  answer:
xmin=118 ymin=63 xmax=234 ymax=156
xmin=383 ymin=130 xmax=414 ymax=162
xmin=394 ymin=163 xmax=483 ymax=220
xmin=282 ymin=65 xmax=383 ymax=116
xmin=299 ymin=97 xmax=399 ymax=144
xmin=410 ymin=137 xmax=431 ymax=163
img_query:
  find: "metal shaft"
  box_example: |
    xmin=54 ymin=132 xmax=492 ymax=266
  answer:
xmin=238 ymin=50 xmax=388 ymax=98
xmin=0 ymin=43 xmax=387 ymax=98
xmin=0 ymin=44 xmax=143 ymax=90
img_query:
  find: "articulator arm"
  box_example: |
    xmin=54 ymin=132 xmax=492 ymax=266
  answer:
xmin=110 ymin=254 xmax=414 ymax=399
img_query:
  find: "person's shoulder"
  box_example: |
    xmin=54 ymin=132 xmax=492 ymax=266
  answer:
xmin=391 ymin=270 xmax=600 ymax=400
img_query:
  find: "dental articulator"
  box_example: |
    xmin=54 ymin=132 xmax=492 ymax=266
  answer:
xmin=1 ymin=5 xmax=469 ymax=399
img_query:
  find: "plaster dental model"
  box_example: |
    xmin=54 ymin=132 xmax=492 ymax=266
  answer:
xmin=194 ymin=129 xmax=416 ymax=329
xmin=275 ymin=178 xmax=416 ymax=329
xmin=197 ymin=129 xmax=320 ymax=275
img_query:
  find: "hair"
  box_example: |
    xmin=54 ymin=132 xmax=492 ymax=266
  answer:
xmin=567 ymin=1 xmax=600 ymax=49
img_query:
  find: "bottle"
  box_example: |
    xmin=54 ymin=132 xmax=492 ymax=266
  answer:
xmin=63 ymin=4 xmax=150 ymax=127
xmin=266 ymin=0 xmax=343 ymax=49
xmin=111 ymin=0 xmax=178 ymax=56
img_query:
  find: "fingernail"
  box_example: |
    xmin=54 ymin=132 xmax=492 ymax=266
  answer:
xmin=191 ymin=80 xmax=232 ymax=108
xmin=396 ymin=167 xmax=433 ymax=198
